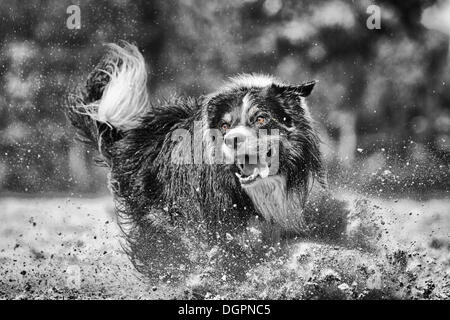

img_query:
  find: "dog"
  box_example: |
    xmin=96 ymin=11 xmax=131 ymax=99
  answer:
xmin=67 ymin=42 xmax=344 ymax=282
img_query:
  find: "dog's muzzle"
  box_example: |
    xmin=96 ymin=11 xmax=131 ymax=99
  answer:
xmin=222 ymin=126 xmax=279 ymax=185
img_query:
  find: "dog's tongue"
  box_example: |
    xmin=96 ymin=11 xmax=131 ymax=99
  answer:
xmin=240 ymin=163 xmax=259 ymax=177
xmin=238 ymin=163 xmax=270 ymax=180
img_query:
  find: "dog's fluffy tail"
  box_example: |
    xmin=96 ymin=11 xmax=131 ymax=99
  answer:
xmin=67 ymin=42 xmax=150 ymax=162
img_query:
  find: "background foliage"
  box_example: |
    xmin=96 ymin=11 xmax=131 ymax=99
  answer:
xmin=0 ymin=0 xmax=449 ymax=196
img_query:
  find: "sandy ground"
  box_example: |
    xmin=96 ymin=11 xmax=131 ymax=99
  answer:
xmin=0 ymin=193 xmax=449 ymax=299
xmin=0 ymin=196 xmax=179 ymax=299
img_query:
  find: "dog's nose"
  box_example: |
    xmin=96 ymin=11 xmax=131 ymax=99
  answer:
xmin=224 ymin=131 xmax=247 ymax=150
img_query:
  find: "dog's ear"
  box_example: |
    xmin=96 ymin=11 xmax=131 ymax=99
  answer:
xmin=269 ymin=80 xmax=317 ymax=97
xmin=294 ymin=80 xmax=317 ymax=97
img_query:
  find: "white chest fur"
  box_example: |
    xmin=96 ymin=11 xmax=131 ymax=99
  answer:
xmin=242 ymin=175 xmax=306 ymax=232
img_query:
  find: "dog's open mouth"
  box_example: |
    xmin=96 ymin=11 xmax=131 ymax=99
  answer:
xmin=234 ymin=152 xmax=274 ymax=185
xmin=235 ymin=163 xmax=270 ymax=185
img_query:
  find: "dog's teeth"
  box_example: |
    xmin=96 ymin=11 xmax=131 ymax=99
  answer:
xmin=259 ymin=165 xmax=270 ymax=178
xmin=237 ymin=167 xmax=264 ymax=184
xmin=249 ymin=169 xmax=258 ymax=180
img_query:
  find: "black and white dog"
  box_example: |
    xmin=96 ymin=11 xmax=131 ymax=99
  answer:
xmin=68 ymin=42 xmax=344 ymax=281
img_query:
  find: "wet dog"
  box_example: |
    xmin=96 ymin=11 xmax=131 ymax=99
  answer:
xmin=67 ymin=42 xmax=341 ymax=282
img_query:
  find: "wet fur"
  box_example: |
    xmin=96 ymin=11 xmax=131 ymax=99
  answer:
xmin=67 ymin=42 xmax=340 ymax=282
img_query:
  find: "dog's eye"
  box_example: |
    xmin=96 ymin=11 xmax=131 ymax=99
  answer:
xmin=256 ymin=116 xmax=266 ymax=124
xmin=221 ymin=122 xmax=230 ymax=130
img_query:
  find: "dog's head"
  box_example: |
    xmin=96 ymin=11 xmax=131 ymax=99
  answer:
xmin=203 ymin=74 xmax=325 ymax=229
